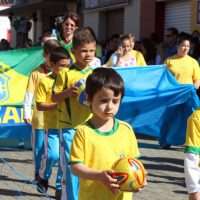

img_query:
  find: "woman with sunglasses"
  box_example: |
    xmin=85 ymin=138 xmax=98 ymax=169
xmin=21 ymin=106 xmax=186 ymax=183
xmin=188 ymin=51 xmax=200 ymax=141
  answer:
xmin=56 ymin=12 xmax=80 ymax=63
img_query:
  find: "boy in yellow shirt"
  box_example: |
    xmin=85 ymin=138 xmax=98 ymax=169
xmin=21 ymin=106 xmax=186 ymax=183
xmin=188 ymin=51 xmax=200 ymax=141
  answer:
xmin=52 ymin=28 xmax=96 ymax=200
xmin=35 ymin=47 xmax=70 ymax=199
xmin=184 ymin=109 xmax=200 ymax=200
xmin=23 ymin=39 xmax=60 ymax=181
xmin=70 ymin=68 xmax=141 ymax=200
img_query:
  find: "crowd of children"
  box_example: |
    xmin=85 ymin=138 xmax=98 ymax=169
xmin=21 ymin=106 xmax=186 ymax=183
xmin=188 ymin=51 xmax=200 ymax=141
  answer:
xmin=23 ymin=11 xmax=200 ymax=200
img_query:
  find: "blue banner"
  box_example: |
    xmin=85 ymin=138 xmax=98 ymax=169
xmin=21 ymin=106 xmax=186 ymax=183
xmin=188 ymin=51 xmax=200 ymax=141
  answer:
xmin=116 ymin=65 xmax=200 ymax=146
xmin=0 ymin=65 xmax=199 ymax=148
xmin=0 ymin=106 xmax=31 ymax=148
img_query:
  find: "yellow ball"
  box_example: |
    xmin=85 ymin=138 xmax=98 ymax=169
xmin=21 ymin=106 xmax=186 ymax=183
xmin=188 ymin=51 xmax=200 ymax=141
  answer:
xmin=112 ymin=157 xmax=147 ymax=192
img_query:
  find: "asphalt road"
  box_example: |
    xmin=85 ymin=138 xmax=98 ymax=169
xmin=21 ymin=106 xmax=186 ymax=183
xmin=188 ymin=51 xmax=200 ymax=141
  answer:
xmin=0 ymin=135 xmax=188 ymax=200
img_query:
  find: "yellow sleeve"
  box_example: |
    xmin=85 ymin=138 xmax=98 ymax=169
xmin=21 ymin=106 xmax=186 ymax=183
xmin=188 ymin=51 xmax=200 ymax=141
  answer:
xmin=70 ymin=127 xmax=85 ymax=164
xmin=185 ymin=110 xmax=200 ymax=147
xmin=128 ymin=126 xmax=140 ymax=158
xmin=35 ymin=80 xmax=47 ymax=103
xmin=121 ymin=121 xmax=140 ymax=158
xmin=53 ymin=68 xmax=68 ymax=93
xmin=135 ymin=51 xmax=146 ymax=66
xmin=164 ymin=58 xmax=171 ymax=68
xmin=192 ymin=60 xmax=200 ymax=81
xmin=26 ymin=71 xmax=38 ymax=94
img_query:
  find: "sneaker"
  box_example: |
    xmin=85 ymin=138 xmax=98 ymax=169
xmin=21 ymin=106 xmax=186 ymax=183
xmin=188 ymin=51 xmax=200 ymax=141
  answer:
xmin=35 ymin=173 xmax=40 ymax=182
xmin=36 ymin=177 xmax=48 ymax=193
xmin=55 ymin=190 xmax=62 ymax=200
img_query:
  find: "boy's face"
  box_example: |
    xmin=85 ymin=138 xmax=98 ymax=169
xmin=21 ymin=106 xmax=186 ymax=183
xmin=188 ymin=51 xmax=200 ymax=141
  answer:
xmin=44 ymin=53 xmax=51 ymax=67
xmin=51 ymin=58 xmax=70 ymax=74
xmin=89 ymin=87 xmax=121 ymax=122
xmin=122 ymin=39 xmax=132 ymax=55
xmin=73 ymin=42 xmax=96 ymax=67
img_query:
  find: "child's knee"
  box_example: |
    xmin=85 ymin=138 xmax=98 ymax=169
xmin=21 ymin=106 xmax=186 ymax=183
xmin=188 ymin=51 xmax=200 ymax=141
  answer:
xmin=189 ymin=192 xmax=200 ymax=200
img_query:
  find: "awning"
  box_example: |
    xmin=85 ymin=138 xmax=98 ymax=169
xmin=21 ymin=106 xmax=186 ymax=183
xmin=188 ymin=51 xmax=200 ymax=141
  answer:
xmin=0 ymin=0 xmax=67 ymax=16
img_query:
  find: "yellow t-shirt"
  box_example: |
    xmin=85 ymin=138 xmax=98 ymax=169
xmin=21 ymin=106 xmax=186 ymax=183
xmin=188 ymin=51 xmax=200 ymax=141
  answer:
xmin=25 ymin=64 xmax=48 ymax=129
xmin=130 ymin=50 xmax=146 ymax=66
xmin=164 ymin=55 xmax=200 ymax=84
xmin=70 ymin=119 xmax=140 ymax=200
xmin=36 ymin=74 xmax=58 ymax=129
xmin=53 ymin=65 xmax=93 ymax=128
xmin=185 ymin=109 xmax=200 ymax=154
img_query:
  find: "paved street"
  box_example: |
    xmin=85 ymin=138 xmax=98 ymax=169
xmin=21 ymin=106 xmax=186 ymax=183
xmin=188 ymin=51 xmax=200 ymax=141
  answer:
xmin=0 ymin=135 xmax=188 ymax=200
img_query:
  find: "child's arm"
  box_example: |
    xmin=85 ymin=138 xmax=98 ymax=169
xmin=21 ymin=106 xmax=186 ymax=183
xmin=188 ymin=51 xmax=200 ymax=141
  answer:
xmin=23 ymin=72 xmax=36 ymax=124
xmin=23 ymin=91 xmax=33 ymax=124
xmin=36 ymin=102 xmax=57 ymax=111
xmin=52 ymin=85 xmax=79 ymax=102
xmin=71 ymin=163 xmax=120 ymax=193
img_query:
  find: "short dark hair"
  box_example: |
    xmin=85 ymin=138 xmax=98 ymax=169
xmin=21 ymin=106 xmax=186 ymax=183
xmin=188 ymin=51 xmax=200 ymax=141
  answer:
xmin=177 ymin=34 xmax=191 ymax=46
xmin=167 ymin=27 xmax=178 ymax=36
xmin=73 ymin=27 xmax=96 ymax=49
xmin=63 ymin=12 xmax=80 ymax=27
xmin=43 ymin=39 xmax=60 ymax=55
xmin=49 ymin=47 xmax=70 ymax=64
xmin=86 ymin=68 xmax=124 ymax=100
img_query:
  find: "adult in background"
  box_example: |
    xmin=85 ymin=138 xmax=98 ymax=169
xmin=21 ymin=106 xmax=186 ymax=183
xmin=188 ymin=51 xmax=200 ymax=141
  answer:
xmin=165 ymin=35 xmax=200 ymax=88
xmin=159 ymin=35 xmax=200 ymax=149
xmin=56 ymin=12 xmax=80 ymax=63
xmin=156 ymin=27 xmax=179 ymax=64
xmin=102 ymin=34 xmax=121 ymax=64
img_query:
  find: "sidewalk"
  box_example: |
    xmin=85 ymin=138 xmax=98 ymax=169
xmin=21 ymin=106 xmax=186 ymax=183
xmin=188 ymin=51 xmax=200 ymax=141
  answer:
xmin=0 ymin=136 xmax=187 ymax=200
xmin=135 ymin=136 xmax=187 ymax=200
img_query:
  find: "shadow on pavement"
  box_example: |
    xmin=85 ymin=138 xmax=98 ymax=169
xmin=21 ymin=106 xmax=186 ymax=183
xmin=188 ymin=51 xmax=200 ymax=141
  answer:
xmin=0 ymin=175 xmax=56 ymax=190
xmin=141 ymin=156 xmax=184 ymax=166
xmin=173 ymin=190 xmax=187 ymax=194
xmin=0 ymin=157 xmax=32 ymax=164
xmin=0 ymin=188 xmax=54 ymax=198
xmin=142 ymin=162 xmax=183 ymax=173
xmin=147 ymin=173 xmax=185 ymax=187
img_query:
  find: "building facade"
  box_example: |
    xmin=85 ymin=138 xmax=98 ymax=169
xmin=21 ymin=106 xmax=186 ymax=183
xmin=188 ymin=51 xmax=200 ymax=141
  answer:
xmin=1 ymin=0 xmax=200 ymax=47
xmin=82 ymin=0 xmax=200 ymax=42
xmin=0 ymin=0 xmax=77 ymax=47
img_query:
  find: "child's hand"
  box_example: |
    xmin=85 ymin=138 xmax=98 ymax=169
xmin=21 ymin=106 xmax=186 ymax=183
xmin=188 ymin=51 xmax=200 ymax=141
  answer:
xmin=98 ymin=170 xmax=120 ymax=194
xmin=133 ymin=178 xmax=147 ymax=193
xmin=64 ymin=86 xmax=79 ymax=97
xmin=24 ymin=118 xmax=31 ymax=124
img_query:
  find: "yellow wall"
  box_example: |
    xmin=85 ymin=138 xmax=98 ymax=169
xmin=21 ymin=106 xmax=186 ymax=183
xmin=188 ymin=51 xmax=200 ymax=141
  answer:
xmin=192 ymin=0 xmax=200 ymax=32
